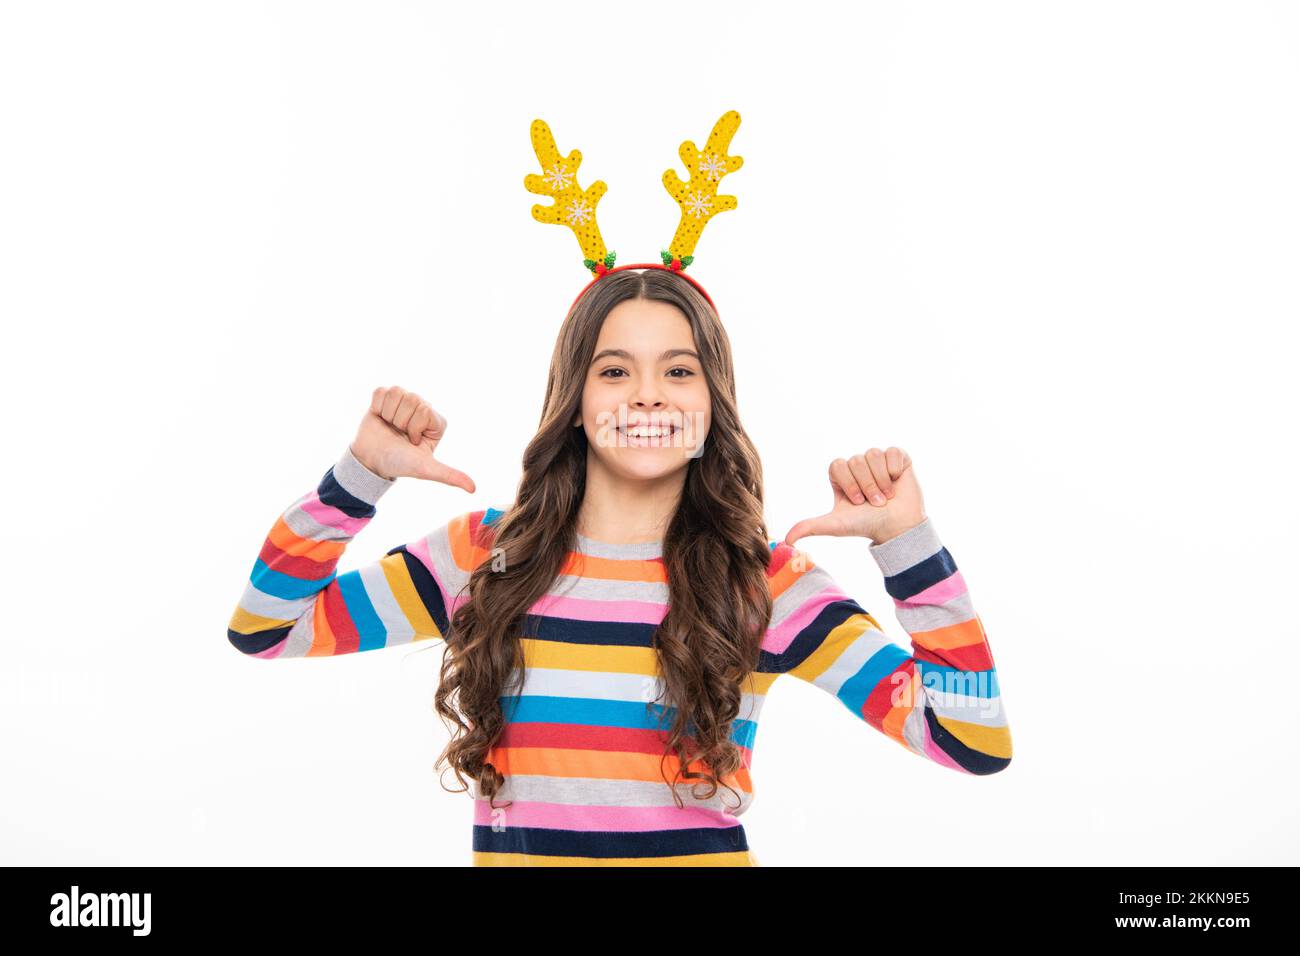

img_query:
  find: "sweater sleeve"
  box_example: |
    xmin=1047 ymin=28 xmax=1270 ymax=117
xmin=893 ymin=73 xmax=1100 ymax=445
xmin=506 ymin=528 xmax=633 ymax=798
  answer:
xmin=761 ymin=517 xmax=1011 ymax=775
xmin=226 ymin=445 xmax=494 ymax=659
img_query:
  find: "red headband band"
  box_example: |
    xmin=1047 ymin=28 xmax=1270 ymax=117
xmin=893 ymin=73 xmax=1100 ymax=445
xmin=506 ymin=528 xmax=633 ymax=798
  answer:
xmin=565 ymin=261 xmax=718 ymax=318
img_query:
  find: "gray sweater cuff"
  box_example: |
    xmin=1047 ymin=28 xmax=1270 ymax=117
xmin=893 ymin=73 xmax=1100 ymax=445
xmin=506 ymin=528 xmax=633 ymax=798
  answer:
xmin=869 ymin=516 xmax=941 ymax=577
xmin=333 ymin=445 xmax=397 ymax=505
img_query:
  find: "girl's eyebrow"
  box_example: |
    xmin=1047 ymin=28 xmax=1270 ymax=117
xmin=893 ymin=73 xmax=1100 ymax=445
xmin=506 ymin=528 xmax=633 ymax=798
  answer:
xmin=591 ymin=348 xmax=700 ymax=364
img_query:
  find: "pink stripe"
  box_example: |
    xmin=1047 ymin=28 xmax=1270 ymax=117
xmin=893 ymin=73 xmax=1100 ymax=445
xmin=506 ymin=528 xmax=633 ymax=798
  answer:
xmin=252 ymin=636 xmax=289 ymax=659
xmin=895 ymin=570 xmax=968 ymax=608
xmin=473 ymin=799 xmax=739 ymax=831
xmin=299 ymin=494 xmax=369 ymax=536
xmin=920 ymin=722 xmax=973 ymax=773
xmin=763 ymin=585 xmax=849 ymax=654
xmin=406 ymin=533 xmax=452 ymax=613
xmin=529 ymin=593 xmax=667 ymax=625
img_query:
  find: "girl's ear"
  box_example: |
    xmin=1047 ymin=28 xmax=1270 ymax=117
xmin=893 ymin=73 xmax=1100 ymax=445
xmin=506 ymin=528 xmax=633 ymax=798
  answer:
xmin=572 ymin=411 xmax=582 ymax=428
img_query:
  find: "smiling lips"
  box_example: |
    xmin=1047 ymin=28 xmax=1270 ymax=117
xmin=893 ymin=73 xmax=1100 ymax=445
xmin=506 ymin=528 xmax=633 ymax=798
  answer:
xmin=618 ymin=423 xmax=679 ymax=445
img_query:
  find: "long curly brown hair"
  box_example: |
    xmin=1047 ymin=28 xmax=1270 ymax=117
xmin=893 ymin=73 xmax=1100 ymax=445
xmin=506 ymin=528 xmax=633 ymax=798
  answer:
xmin=429 ymin=268 xmax=774 ymax=811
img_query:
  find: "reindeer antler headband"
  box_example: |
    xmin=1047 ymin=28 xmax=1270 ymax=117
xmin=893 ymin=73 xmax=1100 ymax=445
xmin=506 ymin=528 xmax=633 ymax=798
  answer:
xmin=524 ymin=109 xmax=744 ymax=314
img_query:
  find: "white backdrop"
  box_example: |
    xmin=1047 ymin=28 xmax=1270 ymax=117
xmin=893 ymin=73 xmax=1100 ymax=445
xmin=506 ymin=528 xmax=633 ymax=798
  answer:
xmin=2 ymin=0 xmax=1296 ymax=866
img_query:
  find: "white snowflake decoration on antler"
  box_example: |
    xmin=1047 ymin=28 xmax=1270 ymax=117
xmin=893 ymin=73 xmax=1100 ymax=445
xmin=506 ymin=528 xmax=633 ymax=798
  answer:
xmin=684 ymin=191 xmax=713 ymax=218
xmin=565 ymin=199 xmax=593 ymax=226
xmin=544 ymin=162 xmax=574 ymax=191
xmin=697 ymin=152 xmax=726 ymax=182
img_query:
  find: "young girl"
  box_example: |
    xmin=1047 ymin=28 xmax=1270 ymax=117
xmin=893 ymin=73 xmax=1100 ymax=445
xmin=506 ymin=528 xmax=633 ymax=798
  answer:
xmin=227 ymin=268 xmax=1012 ymax=866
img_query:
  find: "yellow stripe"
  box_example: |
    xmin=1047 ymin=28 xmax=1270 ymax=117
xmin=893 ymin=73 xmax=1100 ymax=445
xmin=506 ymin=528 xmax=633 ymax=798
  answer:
xmin=379 ymin=552 xmax=442 ymax=640
xmin=935 ymin=717 xmax=1013 ymax=759
xmin=523 ymin=639 xmax=782 ymax=697
xmin=228 ymin=605 xmax=294 ymax=633
xmin=787 ymin=613 xmax=884 ymax=684
xmin=522 ymin=637 xmax=658 ymax=674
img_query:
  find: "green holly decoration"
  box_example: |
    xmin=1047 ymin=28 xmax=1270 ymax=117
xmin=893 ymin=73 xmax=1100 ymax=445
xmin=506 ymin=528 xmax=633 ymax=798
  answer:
xmin=659 ymin=250 xmax=695 ymax=269
xmin=583 ymin=250 xmax=619 ymax=274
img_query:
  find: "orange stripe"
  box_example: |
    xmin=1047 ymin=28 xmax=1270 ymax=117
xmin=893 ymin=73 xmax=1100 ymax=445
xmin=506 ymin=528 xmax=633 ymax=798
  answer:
xmin=267 ymin=516 xmax=346 ymax=562
xmin=767 ymin=546 xmax=817 ymax=602
xmin=447 ymin=512 xmax=495 ymax=576
xmin=307 ymin=593 xmax=337 ymax=656
xmin=878 ymin=697 xmax=909 ymax=749
xmin=910 ymin=616 xmax=987 ymax=653
xmin=558 ymin=551 xmax=667 ymax=583
xmin=490 ymin=746 xmax=752 ymax=792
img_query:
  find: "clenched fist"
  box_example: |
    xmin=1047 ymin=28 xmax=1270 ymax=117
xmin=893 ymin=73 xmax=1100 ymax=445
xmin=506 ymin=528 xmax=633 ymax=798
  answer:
xmin=349 ymin=386 xmax=476 ymax=492
xmin=784 ymin=446 xmax=925 ymax=547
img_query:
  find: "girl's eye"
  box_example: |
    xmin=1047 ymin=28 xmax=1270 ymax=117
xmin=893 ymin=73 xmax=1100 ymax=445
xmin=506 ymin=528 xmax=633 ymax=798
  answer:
xmin=599 ymin=367 xmax=696 ymax=379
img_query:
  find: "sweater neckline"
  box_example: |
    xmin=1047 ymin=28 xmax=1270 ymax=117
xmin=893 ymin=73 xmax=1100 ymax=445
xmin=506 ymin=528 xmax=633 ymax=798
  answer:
xmin=573 ymin=530 xmax=664 ymax=560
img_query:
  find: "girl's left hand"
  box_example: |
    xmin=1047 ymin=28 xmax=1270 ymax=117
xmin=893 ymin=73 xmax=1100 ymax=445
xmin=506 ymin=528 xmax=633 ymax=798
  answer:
xmin=784 ymin=446 xmax=927 ymax=547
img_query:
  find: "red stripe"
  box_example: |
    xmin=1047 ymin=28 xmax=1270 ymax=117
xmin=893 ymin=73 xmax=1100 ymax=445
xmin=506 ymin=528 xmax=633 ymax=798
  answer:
xmin=914 ymin=642 xmax=995 ymax=671
xmin=863 ymin=658 xmax=916 ymax=726
xmin=321 ymin=581 xmax=361 ymax=654
xmin=500 ymin=722 xmax=752 ymax=763
xmin=259 ymin=537 xmax=336 ymax=580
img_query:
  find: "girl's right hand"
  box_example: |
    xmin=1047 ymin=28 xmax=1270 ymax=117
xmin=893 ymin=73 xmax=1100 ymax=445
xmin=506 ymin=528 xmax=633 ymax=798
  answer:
xmin=349 ymin=386 xmax=477 ymax=492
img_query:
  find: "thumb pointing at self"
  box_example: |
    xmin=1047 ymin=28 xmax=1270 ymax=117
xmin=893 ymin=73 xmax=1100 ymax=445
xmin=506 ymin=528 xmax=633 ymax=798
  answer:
xmin=416 ymin=440 xmax=477 ymax=494
xmin=784 ymin=512 xmax=836 ymax=549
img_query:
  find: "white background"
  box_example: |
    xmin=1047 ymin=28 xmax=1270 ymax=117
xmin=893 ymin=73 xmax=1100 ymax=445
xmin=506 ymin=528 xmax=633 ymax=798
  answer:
xmin=2 ymin=0 xmax=1296 ymax=866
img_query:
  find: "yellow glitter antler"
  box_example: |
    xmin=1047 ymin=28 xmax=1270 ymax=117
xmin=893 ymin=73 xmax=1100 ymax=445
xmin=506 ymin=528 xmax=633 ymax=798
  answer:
xmin=660 ymin=110 xmax=744 ymax=269
xmin=524 ymin=118 xmax=615 ymax=275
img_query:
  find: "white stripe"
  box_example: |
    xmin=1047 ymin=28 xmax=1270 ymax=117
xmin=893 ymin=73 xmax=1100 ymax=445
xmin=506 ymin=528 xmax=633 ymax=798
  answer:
xmin=358 ymin=562 xmax=418 ymax=646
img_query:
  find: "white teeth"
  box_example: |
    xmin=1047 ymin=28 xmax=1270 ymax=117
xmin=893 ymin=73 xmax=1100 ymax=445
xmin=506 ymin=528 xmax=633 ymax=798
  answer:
xmin=623 ymin=425 xmax=674 ymax=437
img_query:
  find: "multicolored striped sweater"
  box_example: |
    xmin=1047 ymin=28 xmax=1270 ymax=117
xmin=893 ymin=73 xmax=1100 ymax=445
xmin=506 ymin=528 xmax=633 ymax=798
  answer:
xmin=228 ymin=446 xmax=1012 ymax=866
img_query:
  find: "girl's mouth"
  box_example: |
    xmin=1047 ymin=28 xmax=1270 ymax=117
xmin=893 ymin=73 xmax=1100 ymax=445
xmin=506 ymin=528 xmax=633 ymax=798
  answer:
xmin=618 ymin=424 xmax=679 ymax=446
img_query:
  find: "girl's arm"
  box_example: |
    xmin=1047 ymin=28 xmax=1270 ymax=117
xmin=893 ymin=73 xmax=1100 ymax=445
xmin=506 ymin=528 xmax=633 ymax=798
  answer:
xmin=762 ymin=517 xmax=1011 ymax=775
xmin=227 ymin=445 xmax=489 ymax=658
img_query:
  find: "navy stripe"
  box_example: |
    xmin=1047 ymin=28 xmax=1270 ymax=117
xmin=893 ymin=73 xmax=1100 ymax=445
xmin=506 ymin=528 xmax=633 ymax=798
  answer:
xmin=525 ymin=613 xmax=660 ymax=648
xmin=385 ymin=545 xmax=450 ymax=636
xmin=923 ymin=702 xmax=1010 ymax=775
xmin=228 ymin=624 xmax=291 ymax=655
xmin=757 ymin=598 xmax=870 ymax=674
xmin=882 ymin=546 xmax=958 ymax=601
xmin=317 ymin=466 xmax=378 ymax=520
xmin=473 ymin=823 xmax=749 ymax=858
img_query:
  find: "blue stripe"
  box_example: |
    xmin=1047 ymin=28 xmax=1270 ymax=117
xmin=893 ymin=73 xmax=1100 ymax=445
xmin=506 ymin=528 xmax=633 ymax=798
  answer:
xmin=499 ymin=695 xmax=757 ymax=749
xmin=336 ymin=569 xmax=388 ymax=652
xmin=916 ymin=660 xmax=1001 ymax=698
xmin=837 ymin=643 xmax=911 ymax=715
xmin=250 ymin=558 xmax=335 ymax=601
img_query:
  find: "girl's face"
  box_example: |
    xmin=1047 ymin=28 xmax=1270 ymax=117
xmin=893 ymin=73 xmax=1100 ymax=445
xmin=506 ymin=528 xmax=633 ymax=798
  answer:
xmin=573 ymin=297 xmax=712 ymax=482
